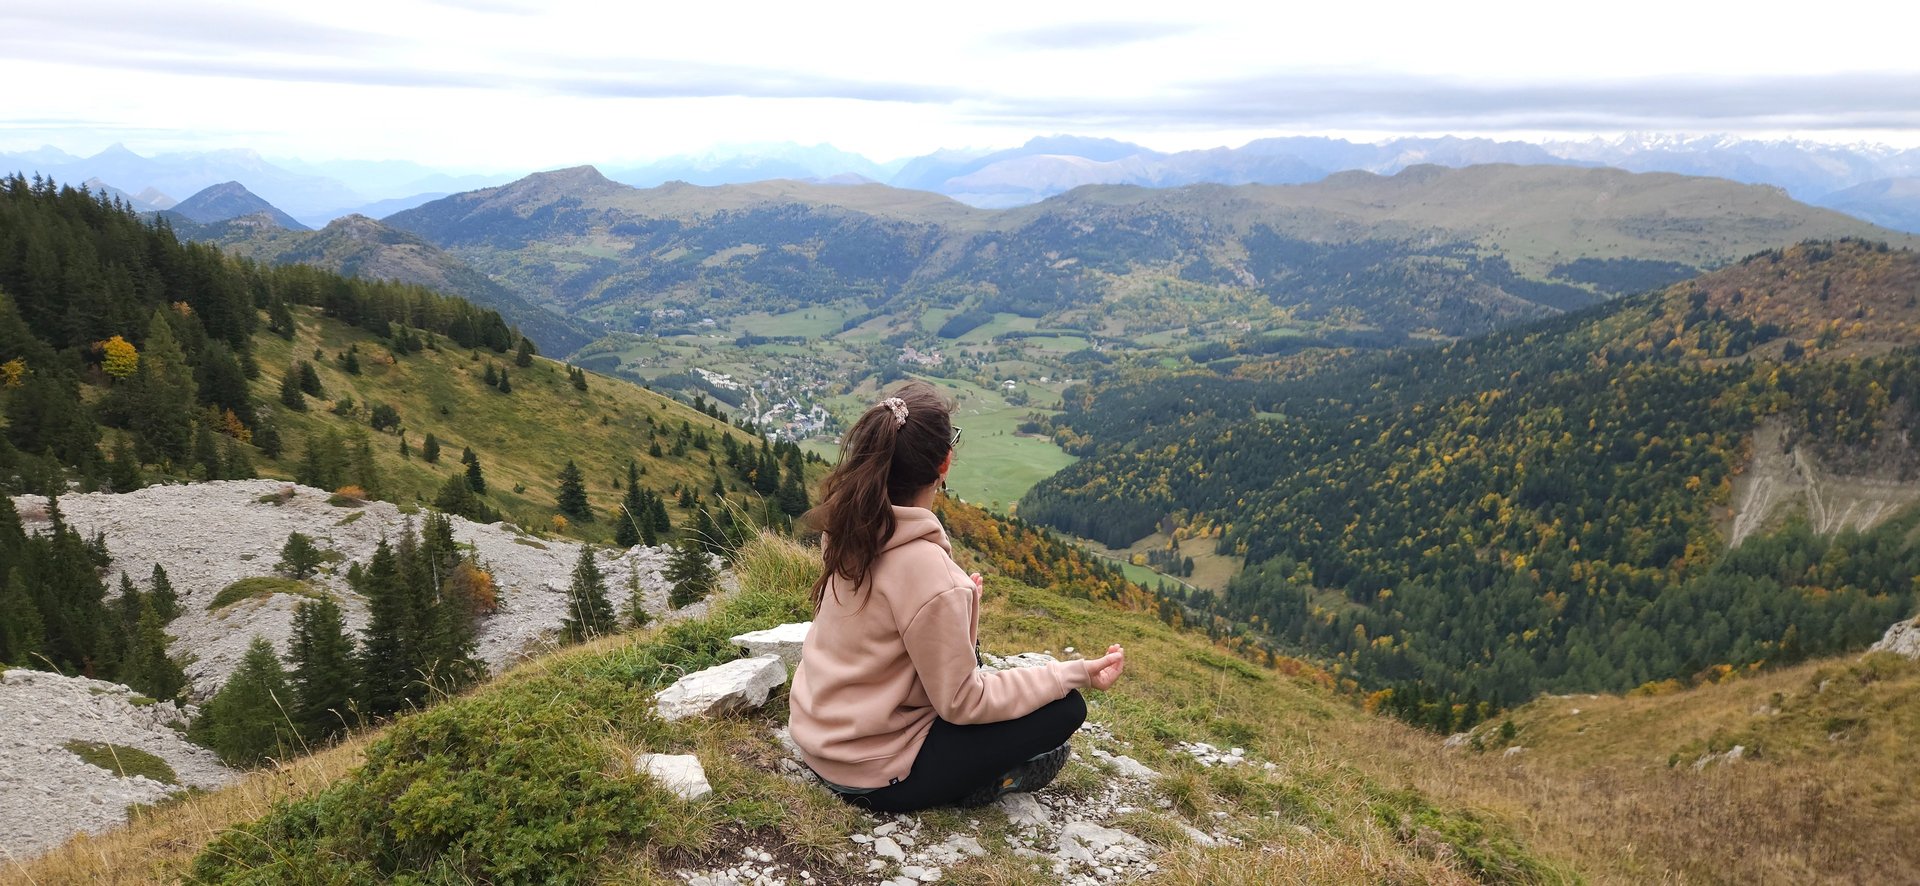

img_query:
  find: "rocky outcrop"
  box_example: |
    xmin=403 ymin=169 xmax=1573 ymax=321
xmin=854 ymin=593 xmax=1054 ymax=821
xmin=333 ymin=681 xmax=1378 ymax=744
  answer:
xmin=654 ymin=656 xmax=788 ymax=721
xmin=11 ymin=480 xmax=698 ymax=697
xmin=0 ymin=669 xmax=235 ymax=859
xmin=635 ymin=753 xmax=712 ymax=801
xmin=729 ymin=622 xmax=809 ymax=669
xmin=1869 ymin=616 xmax=1920 ymax=659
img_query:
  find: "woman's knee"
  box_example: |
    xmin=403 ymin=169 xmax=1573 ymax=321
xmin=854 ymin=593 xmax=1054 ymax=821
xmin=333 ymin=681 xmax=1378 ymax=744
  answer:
xmin=1049 ymin=689 xmax=1087 ymax=734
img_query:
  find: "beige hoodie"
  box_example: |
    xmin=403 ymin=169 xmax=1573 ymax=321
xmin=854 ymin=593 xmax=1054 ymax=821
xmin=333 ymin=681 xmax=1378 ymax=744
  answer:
xmin=788 ymin=506 xmax=1091 ymax=788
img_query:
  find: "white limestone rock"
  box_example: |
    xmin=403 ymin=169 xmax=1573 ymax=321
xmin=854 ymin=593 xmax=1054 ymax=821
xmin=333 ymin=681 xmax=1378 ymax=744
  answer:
xmin=654 ymin=656 xmax=788 ymax=721
xmin=1869 ymin=615 xmax=1920 ymax=659
xmin=1056 ymin=820 xmax=1149 ymax=868
xmin=996 ymin=791 xmax=1051 ymax=830
xmin=635 ymin=753 xmax=712 ymax=801
xmin=873 ymin=835 xmax=907 ymax=861
xmin=730 ymin=622 xmax=811 ymax=669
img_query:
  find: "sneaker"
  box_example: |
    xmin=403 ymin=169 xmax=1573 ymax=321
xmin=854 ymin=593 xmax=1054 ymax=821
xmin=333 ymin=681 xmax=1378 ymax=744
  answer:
xmin=957 ymin=743 xmax=1071 ymax=807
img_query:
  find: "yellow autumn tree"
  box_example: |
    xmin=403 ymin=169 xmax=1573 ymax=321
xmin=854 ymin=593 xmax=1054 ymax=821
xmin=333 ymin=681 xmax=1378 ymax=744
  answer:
xmin=220 ymin=408 xmax=252 ymax=444
xmin=101 ymin=335 xmax=139 ymax=379
xmin=0 ymin=358 xmax=23 ymax=389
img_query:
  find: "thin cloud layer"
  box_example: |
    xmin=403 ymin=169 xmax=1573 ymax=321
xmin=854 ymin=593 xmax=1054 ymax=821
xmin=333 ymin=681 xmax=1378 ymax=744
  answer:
xmin=996 ymin=22 xmax=1199 ymax=50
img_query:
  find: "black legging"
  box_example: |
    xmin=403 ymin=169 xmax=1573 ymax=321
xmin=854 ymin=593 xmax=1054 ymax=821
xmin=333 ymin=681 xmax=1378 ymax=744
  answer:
xmin=844 ymin=690 xmax=1087 ymax=813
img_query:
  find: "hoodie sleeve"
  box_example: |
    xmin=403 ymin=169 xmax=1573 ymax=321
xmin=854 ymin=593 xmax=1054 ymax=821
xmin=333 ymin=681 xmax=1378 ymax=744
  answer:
xmin=899 ymin=585 xmax=1090 ymax=725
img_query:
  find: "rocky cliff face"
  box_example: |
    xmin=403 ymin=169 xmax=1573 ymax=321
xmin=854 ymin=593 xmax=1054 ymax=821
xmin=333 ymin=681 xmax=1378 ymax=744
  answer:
xmin=11 ymin=479 xmax=707 ymax=697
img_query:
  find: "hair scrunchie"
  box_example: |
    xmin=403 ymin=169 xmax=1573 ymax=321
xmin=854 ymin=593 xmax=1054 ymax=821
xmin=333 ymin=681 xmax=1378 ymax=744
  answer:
xmin=880 ymin=396 xmax=908 ymax=427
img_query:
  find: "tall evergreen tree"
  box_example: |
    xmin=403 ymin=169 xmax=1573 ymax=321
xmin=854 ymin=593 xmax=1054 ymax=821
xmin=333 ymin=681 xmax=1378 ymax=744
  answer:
xmin=106 ymin=436 xmax=144 ymax=492
xmin=666 ymin=540 xmax=716 ymax=609
xmin=19 ymin=499 xmax=111 ymax=675
xmin=279 ymin=532 xmax=323 ymax=578
xmin=0 ymin=570 xmax=44 ymax=665
xmin=615 ymin=460 xmax=648 ymax=547
xmin=126 ymin=311 xmax=194 ymax=465
xmin=221 ymin=436 xmax=255 ymax=479
xmin=191 ymin=420 xmax=223 ymax=480
xmin=514 ymin=336 xmax=534 ymax=368
xmin=148 ymin=563 xmax=178 ymax=621
xmin=556 ymin=459 xmax=592 ymax=522
xmin=119 ymin=596 xmax=189 ymax=701
xmin=421 ymin=432 xmax=441 ymax=464
xmin=462 ymin=447 xmax=486 ymax=494
xmin=191 ymin=637 xmax=298 ymax=766
xmin=348 ymin=430 xmax=381 ymax=497
xmin=561 ymin=545 xmax=616 ymax=643
xmin=297 ymin=360 xmax=323 ymax=396
xmin=279 ymin=368 xmax=306 ymax=411
xmin=357 ymin=538 xmax=415 ymax=718
xmin=253 ymin=412 xmax=282 ymax=459
xmin=623 ymin=570 xmax=651 ymax=630
xmin=289 ymin=596 xmax=358 ymax=742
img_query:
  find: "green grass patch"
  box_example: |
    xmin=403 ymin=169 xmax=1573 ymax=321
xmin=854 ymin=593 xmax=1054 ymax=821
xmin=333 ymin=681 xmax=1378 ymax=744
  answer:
xmin=335 ymin=511 xmax=365 ymax=526
xmin=65 ymin=741 xmax=179 ymax=785
xmin=208 ymin=577 xmax=319 ymax=610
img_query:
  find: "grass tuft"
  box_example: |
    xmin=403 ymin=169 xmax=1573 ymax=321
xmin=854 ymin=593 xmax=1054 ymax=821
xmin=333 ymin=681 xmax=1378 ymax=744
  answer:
xmin=206 ymin=577 xmax=318 ymax=610
xmin=63 ymin=741 xmax=179 ymax=786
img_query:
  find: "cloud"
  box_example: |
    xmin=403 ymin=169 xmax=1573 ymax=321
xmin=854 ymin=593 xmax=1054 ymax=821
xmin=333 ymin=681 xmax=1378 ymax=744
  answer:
xmin=965 ymin=71 xmax=1920 ymax=132
xmin=2 ymin=2 xmax=394 ymax=54
xmin=995 ymin=21 xmax=1199 ymax=50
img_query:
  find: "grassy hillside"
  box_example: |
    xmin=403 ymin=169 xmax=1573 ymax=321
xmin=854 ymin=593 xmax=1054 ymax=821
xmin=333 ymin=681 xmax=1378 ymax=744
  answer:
xmin=16 ymin=532 xmax=1912 ymax=884
xmin=248 ymin=305 xmax=808 ymax=546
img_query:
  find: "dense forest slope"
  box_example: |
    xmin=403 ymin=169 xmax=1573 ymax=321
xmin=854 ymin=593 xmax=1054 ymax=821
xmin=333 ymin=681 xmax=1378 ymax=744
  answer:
xmin=381 ymin=164 xmax=1907 ymax=341
xmin=1023 ymin=240 xmax=1920 ymax=723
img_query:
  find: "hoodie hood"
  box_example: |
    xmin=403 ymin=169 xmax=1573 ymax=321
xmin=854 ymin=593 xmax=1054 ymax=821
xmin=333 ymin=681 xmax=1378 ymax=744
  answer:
xmin=882 ymin=506 xmax=950 ymax=555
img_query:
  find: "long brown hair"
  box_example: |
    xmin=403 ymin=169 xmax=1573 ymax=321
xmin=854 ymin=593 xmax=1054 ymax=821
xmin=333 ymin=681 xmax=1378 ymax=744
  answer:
xmin=809 ymin=381 xmax=954 ymax=609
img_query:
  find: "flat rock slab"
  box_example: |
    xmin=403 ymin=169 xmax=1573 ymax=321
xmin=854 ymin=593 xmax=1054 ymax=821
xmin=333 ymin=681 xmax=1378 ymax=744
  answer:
xmin=995 ymin=791 xmax=1051 ymax=830
xmin=634 ymin=753 xmax=711 ymax=800
xmin=1057 ymin=820 xmax=1150 ymax=868
xmin=654 ymin=656 xmax=788 ymax=721
xmin=730 ymin=622 xmax=811 ymax=669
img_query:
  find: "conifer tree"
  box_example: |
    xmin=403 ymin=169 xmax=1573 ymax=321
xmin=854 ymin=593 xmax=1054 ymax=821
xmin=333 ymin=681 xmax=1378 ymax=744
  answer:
xmin=192 ymin=637 xmax=298 ymax=766
xmin=398 ymin=432 xmax=410 ymax=459
xmin=0 ymin=570 xmax=45 ymax=665
xmin=556 ymin=459 xmax=592 ymax=522
xmin=126 ymin=310 xmax=194 ymax=465
xmin=650 ymin=494 xmax=672 ymax=535
xmin=342 ymin=349 xmax=360 ymax=374
xmin=149 ymin=563 xmax=178 ymax=621
xmin=267 ymin=298 xmax=296 ymax=339
xmin=222 ymin=437 xmax=255 ymax=479
xmin=496 ymin=368 xmax=511 ymax=394
xmin=297 ymin=360 xmax=323 ymax=396
xmin=666 ymin=540 xmax=716 ymax=609
xmin=482 ymin=363 xmax=498 ymax=386
xmin=570 ymin=366 xmax=588 ymax=392
xmin=19 ymin=499 xmax=112 ymax=675
xmin=433 ymin=473 xmax=495 ymax=523
xmin=279 ymin=532 xmax=323 ymax=578
xmin=191 ymin=421 xmax=223 ymax=480
xmin=421 ymin=432 xmax=441 ymax=464
xmin=514 ymin=336 xmax=534 ymax=368
xmin=777 ymin=470 xmax=810 ymax=516
xmin=196 ymin=341 xmax=255 ymax=427
xmin=298 ymin=427 xmax=350 ymax=490
xmin=279 ymin=369 xmax=306 ymax=410
xmin=561 ymin=545 xmax=616 ymax=643
xmin=615 ymin=461 xmax=648 ymax=547
xmin=286 ymin=599 xmax=359 ymax=738
xmin=624 ymin=570 xmax=651 ymax=630
xmin=462 ymin=447 xmax=486 ymax=494
xmin=106 ymin=437 xmax=143 ymax=492
xmin=689 ymin=507 xmax=723 ymax=557
xmin=119 ymin=596 xmax=188 ymax=701
xmin=254 ymin=413 xmax=282 ymax=459
xmin=348 ymin=430 xmax=381 ymax=497
xmin=357 ymin=538 xmax=415 ymax=718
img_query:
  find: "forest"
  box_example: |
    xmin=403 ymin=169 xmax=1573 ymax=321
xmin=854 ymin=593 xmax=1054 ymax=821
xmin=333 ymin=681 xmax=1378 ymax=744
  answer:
xmin=1023 ymin=240 xmax=1920 ymax=728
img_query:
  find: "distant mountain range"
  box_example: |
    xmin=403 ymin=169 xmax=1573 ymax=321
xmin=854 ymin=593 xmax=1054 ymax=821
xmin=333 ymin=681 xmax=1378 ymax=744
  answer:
xmin=7 ymin=134 xmax=1920 ymax=231
xmin=162 ymin=181 xmax=309 ymax=231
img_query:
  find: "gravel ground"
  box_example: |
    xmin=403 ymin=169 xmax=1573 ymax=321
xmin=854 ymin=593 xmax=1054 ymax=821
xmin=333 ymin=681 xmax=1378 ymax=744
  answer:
xmin=0 ymin=668 xmax=234 ymax=860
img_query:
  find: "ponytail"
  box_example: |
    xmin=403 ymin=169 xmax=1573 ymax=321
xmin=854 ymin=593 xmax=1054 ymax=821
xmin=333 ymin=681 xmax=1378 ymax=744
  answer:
xmin=809 ymin=381 xmax=953 ymax=609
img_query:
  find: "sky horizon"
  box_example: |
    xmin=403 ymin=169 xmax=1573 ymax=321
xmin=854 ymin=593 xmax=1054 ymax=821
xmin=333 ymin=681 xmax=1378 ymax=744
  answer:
xmin=7 ymin=0 xmax=1920 ymax=170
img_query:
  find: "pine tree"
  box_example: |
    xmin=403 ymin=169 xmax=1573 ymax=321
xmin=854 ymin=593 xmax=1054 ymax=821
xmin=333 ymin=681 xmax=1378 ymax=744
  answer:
xmin=357 ymin=538 xmax=415 ymax=718
xmin=191 ymin=637 xmax=298 ymax=766
xmin=624 ymin=570 xmax=651 ymax=630
xmin=570 ymin=366 xmax=588 ymax=392
xmin=556 ymin=459 xmax=592 ymax=522
xmin=422 ymin=432 xmax=441 ymax=464
xmin=267 ymin=298 xmax=296 ymax=339
xmin=483 ymin=363 xmax=498 ymax=386
xmin=777 ymin=471 xmax=810 ymax=516
xmin=191 ymin=420 xmax=223 ymax=480
xmin=690 ymin=507 xmax=723 ymax=557
xmin=254 ymin=413 xmax=282 ymax=459
xmin=342 ymin=349 xmax=360 ymax=374
xmin=126 ymin=310 xmax=194 ymax=465
xmin=288 ymin=595 xmax=359 ymax=743
xmin=221 ymin=436 xmax=255 ymax=479
xmin=0 ymin=570 xmax=45 ymax=665
xmin=666 ymin=540 xmax=716 ymax=609
xmin=348 ymin=430 xmax=381 ymax=498
xmin=119 ymin=596 xmax=188 ymax=701
xmin=433 ymin=473 xmax=495 ymax=523
xmin=279 ymin=369 xmax=307 ymax=410
xmin=514 ymin=337 xmax=534 ymax=368
xmin=298 ymin=427 xmax=350 ymax=490
xmin=398 ymin=432 xmax=411 ymax=459
xmin=615 ymin=461 xmax=647 ymax=547
xmin=19 ymin=499 xmax=111 ymax=675
xmin=106 ymin=436 xmax=143 ymax=492
xmin=496 ymin=368 xmax=511 ymax=394
xmin=279 ymin=532 xmax=323 ymax=578
xmin=561 ymin=545 xmax=616 ymax=643
xmin=297 ymin=360 xmax=323 ymax=396
xmin=462 ymin=447 xmax=486 ymax=494
xmin=149 ymin=563 xmax=178 ymax=621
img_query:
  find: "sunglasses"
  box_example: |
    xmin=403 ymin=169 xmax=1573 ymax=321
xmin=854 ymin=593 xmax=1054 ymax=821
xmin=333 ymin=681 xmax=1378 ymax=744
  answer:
xmin=950 ymin=425 xmax=963 ymax=447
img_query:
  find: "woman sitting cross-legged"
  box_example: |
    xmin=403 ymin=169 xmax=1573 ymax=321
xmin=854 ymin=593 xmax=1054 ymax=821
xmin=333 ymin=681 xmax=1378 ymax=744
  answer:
xmin=788 ymin=381 xmax=1127 ymax=812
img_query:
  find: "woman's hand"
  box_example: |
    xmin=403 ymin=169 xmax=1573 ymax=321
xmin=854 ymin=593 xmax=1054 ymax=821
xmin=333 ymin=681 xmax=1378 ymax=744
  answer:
xmin=1085 ymin=644 xmax=1126 ymax=690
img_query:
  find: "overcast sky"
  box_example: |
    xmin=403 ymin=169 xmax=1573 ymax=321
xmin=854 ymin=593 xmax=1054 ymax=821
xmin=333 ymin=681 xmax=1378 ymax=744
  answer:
xmin=5 ymin=0 xmax=1919 ymax=168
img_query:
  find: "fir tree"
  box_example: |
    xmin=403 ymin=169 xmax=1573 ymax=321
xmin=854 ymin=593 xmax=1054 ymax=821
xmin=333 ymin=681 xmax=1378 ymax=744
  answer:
xmin=433 ymin=473 xmax=496 ymax=523
xmin=777 ymin=470 xmax=810 ymax=516
xmin=19 ymin=498 xmax=111 ymax=675
xmin=279 ymin=532 xmax=323 ymax=578
xmin=0 ymin=570 xmax=45 ymax=665
xmin=357 ymin=538 xmax=415 ymax=718
xmin=254 ymin=413 xmax=282 ymax=459
xmin=561 ymin=545 xmax=616 ymax=643
xmin=482 ymin=363 xmax=498 ymax=386
xmin=106 ymin=436 xmax=143 ymax=492
xmin=126 ymin=310 xmax=194 ymax=465
xmin=297 ymin=360 xmax=323 ymax=396
xmin=342 ymin=349 xmax=360 ymax=374
xmin=570 ymin=366 xmax=588 ymax=392
xmin=462 ymin=447 xmax=486 ymax=494
xmin=666 ymin=540 xmax=716 ymax=609
xmin=689 ymin=507 xmax=723 ymax=557
xmin=624 ymin=570 xmax=651 ymax=630
xmin=267 ymin=298 xmax=296 ymax=339
xmin=298 ymin=427 xmax=350 ymax=490
xmin=221 ymin=436 xmax=255 ymax=479
xmin=514 ymin=336 xmax=534 ymax=368
xmin=398 ymin=432 xmax=411 ymax=460
xmin=191 ymin=420 xmax=223 ymax=480
xmin=556 ymin=459 xmax=592 ymax=522
xmin=348 ymin=430 xmax=381 ymax=497
xmin=192 ymin=637 xmax=298 ymax=766
xmin=496 ymin=368 xmax=511 ymax=394
xmin=148 ymin=563 xmax=178 ymax=621
xmin=615 ymin=461 xmax=648 ymax=547
xmin=119 ymin=596 xmax=188 ymax=701
xmin=421 ymin=432 xmax=441 ymax=464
